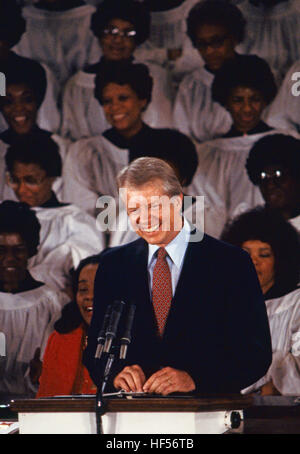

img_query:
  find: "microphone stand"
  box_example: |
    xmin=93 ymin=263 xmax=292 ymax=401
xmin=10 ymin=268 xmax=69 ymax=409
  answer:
xmin=95 ymin=349 xmax=116 ymax=435
xmin=94 ymin=301 xmax=135 ymax=434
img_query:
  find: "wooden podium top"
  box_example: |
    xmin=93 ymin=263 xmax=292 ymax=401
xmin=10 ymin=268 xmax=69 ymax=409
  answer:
xmin=10 ymin=394 xmax=253 ymax=413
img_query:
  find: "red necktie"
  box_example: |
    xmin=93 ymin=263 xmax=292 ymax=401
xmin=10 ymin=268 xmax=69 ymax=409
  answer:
xmin=152 ymin=247 xmax=172 ymax=337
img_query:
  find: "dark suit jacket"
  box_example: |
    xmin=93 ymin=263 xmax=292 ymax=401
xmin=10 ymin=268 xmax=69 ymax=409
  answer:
xmin=83 ymin=232 xmax=272 ymax=394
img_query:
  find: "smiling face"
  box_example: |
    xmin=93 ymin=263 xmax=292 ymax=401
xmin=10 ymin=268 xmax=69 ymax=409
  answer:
xmin=0 ymin=83 xmax=38 ymax=135
xmin=100 ymin=18 xmax=137 ymax=61
xmin=0 ymin=232 xmax=29 ymax=292
xmin=123 ymin=179 xmax=183 ymax=247
xmin=242 ymin=239 xmax=275 ymax=294
xmin=226 ymin=85 xmax=267 ymax=134
xmin=258 ymin=165 xmax=300 ymax=219
xmin=102 ymin=82 xmax=147 ymax=138
xmin=76 ymin=263 xmax=99 ymax=326
xmin=7 ymin=161 xmax=54 ymax=207
xmin=194 ymin=23 xmax=236 ymax=72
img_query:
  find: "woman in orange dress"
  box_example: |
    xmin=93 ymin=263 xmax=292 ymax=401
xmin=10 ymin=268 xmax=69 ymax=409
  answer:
xmin=36 ymin=255 xmax=101 ymax=397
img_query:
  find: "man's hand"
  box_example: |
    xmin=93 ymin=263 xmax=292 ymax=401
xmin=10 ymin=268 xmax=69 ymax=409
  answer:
xmin=143 ymin=367 xmax=196 ymax=396
xmin=113 ymin=364 xmax=146 ymax=392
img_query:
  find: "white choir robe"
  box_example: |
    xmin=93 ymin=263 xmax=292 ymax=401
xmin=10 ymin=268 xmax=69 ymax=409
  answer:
xmin=0 ymin=134 xmax=70 ymax=202
xmin=173 ymin=66 xmax=233 ymax=143
xmin=28 ymin=204 xmax=105 ymax=293
xmin=186 ymin=131 xmax=287 ymax=231
xmin=0 ymin=62 xmax=61 ymax=134
xmin=264 ymin=60 xmax=300 ymax=134
xmin=13 ymin=4 xmax=101 ymax=85
xmin=134 ymin=0 xmax=203 ymax=85
xmin=289 ymin=214 xmax=300 ymax=234
xmin=61 ymin=61 xmax=173 ymax=140
xmin=62 ymin=134 xmax=128 ymax=216
xmin=236 ymin=0 xmax=300 ymax=85
xmin=0 ymin=284 xmax=68 ymax=398
xmin=242 ymin=287 xmax=300 ymax=396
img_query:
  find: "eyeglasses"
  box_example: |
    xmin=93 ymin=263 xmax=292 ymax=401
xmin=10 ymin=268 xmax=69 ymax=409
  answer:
xmin=6 ymin=173 xmax=48 ymax=189
xmin=258 ymin=169 xmax=287 ymax=183
xmin=102 ymin=27 xmax=137 ymax=39
xmin=196 ymin=34 xmax=229 ymax=51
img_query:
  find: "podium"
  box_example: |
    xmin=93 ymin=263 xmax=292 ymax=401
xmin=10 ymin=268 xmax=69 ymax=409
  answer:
xmin=10 ymin=394 xmax=253 ymax=434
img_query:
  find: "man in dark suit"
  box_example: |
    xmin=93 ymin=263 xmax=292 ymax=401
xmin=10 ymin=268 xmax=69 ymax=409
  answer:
xmin=83 ymin=157 xmax=272 ymax=395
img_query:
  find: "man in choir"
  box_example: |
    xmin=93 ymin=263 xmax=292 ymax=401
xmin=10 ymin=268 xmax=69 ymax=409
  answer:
xmin=83 ymin=157 xmax=272 ymax=395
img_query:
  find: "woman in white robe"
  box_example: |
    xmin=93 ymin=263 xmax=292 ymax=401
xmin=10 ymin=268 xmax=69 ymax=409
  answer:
xmin=187 ymin=55 xmax=279 ymax=234
xmin=236 ymin=0 xmax=300 ymax=85
xmin=221 ymin=207 xmax=300 ymax=396
xmin=0 ymin=0 xmax=60 ymax=133
xmin=0 ymin=201 xmax=68 ymax=400
xmin=0 ymin=62 xmax=70 ymax=202
xmin=5 ymin=136 xmax=104 ymax=295
xmin=63 ymin=63 xmax=197 ymax=220
xmin=61 ymin=0 xmax=173 ymax=140
xmin=173 ymin=0 xmax=247 ymax=143
xmin=13 ymin=0 xmax=100 ymax=86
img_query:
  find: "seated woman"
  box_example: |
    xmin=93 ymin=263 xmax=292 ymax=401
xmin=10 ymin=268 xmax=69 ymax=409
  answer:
xmin=13 ymin=0 xmax=100 ymax=86
xmin=0 ymin=62 xmax=69 ymax=202
xmin=173 ymin=0 xmax=248 ymax=143
xmin=61 ymin=0 xmax=173 ymax=140
xmin=187 ymin=54 xmax=279 ymax=237
xmin=36 ymin=255 xmax=101 ymax=397
xmin=221 ymin=207 xmax=300 ymax=396
xmin=63 ymin=62 xmax=197 ymax=227
xmin=237 ymin=0 xmax=300 ymax=85
xmin=245 ymin=134 xmax=300 ymax=233
xmin=0 ymin=200 xmax=68 ymax=402
xmin=0 ymin=0 xmax=60 ymax=133
xmin=5 ymin=135 xmax=105 ymax=295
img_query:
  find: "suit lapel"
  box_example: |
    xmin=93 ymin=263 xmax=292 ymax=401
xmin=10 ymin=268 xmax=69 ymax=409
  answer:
xmin=162 ymin=237 xmax=210 ymax=344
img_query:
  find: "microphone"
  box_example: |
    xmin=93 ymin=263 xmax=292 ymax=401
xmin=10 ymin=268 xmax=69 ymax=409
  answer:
xmin=119 ymin=304 xmax=136 ymax=360
xmin=94 ymin=304 xmax=112 ymax=360
xmin=103 ymin=300 xmax=125 ymax=354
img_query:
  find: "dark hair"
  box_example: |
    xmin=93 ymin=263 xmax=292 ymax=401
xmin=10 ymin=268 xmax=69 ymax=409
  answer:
xmin=94 ymin=61 xmax=153 ymax=107
xmin=0 ymin=0 xmax=26 ymax=47
xmin=211 ymin=55 xmax=277 ymax=107
xmin=187 ymin=0 xmax=246 ymax=47
xmin=90 ymin=0 xmax=150 ymax=46
xmin=0 ymin=200 xmax=40 ymax=257
xmin=1 ymin=58 xmax=47 ymax=108
xmin=5 ymin=134 xmax=62 ymax=177
xmin=221 ymin=206 xmax=300 ymax=295
xmin=54 ymin=254 xmax=102 ymax=334
xmin=246 ymin=134 xmax=300 ymax=185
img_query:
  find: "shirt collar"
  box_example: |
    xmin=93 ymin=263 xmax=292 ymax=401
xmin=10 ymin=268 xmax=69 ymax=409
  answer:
xmin=148 ymin=217 xmax=191 ymax=269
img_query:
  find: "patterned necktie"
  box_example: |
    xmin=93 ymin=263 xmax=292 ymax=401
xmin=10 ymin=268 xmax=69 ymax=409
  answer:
xmin=152 ymin=247 xmax=172 ymax=337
